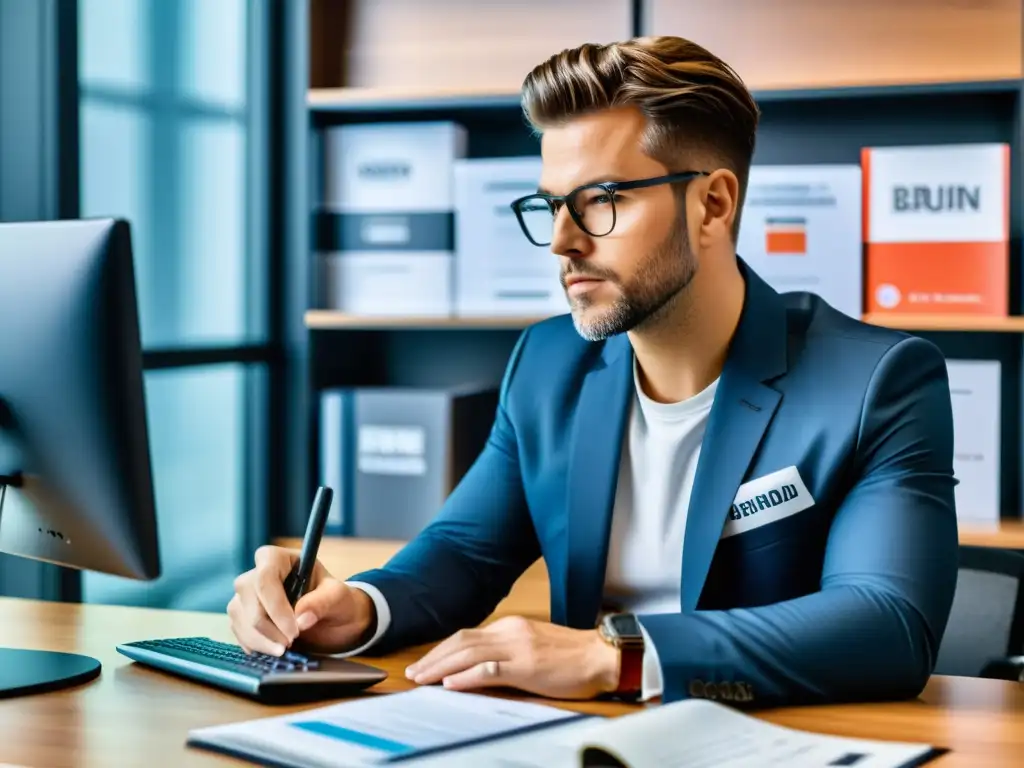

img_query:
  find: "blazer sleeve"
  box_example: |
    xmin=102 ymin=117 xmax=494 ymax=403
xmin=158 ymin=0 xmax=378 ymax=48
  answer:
xmin=344 ymin=327 xmax=541 ymax=654
xmin=637 ymin=335 xmax=960 ymax=707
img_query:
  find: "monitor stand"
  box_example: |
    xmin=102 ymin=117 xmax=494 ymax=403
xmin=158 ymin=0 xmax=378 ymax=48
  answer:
xmin=0 ymin=648 xmax=100 ymax=698
xmin=0 ymin=443 xmax=100 ymax=697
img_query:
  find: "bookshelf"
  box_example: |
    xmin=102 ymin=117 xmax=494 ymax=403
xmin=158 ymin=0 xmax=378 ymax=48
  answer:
xmin=294 ymin=1 xmax=1024 ymax=538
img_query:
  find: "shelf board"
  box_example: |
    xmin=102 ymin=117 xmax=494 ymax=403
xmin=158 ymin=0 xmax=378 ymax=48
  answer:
xmin=309 ymin=310 xmax=1024 ymax=334
xmin=307 ymin=78 xmax=1021 ymax=115
xmin=751 ymin=77 xmax=1021 ymax=102
xmin=861 ymin=313 xmax=1024 ymax=333
xmin=304 ymin=310 xmax=547 ymax=330
xmin=308 ymin=85 xmax=521 ymax=114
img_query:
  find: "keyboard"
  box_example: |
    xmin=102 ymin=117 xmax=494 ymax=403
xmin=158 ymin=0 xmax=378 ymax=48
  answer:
xmin=116 ymin=636 xmax=388 ymax=704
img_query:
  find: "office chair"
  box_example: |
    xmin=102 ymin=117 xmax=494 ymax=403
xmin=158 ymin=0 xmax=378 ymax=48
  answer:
xmin=933 ymin=544 xmax=1024 ymax=682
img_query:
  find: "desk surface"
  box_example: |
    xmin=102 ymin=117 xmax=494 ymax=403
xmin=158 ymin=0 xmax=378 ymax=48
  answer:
xmin=0 ymin=597 xmax=1022 ymax=768
xmin=959 ymin=519 xmax=1024 ymax=550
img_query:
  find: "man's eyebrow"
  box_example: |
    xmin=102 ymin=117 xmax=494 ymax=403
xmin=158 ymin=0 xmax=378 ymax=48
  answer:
xmin=536 ymin=175 xmax=629 ymax=196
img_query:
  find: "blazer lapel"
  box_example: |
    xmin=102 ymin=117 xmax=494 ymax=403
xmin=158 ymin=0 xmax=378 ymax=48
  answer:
xmin=563 ymin=333 xmax=633 ymax=629
xmin=680 ymin=262 xmax=789 ymax=613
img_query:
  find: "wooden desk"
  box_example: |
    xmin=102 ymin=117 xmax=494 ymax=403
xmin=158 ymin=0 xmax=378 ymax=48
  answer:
xmin=959 ymin=520 xmax=1024 ymax=550
xmin=0 ymin=597 xmax=1022 ymax=767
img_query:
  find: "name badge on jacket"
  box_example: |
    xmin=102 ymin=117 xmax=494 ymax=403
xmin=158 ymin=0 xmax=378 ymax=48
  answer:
xmin=721 ymin=465 xmax=814 ymax=538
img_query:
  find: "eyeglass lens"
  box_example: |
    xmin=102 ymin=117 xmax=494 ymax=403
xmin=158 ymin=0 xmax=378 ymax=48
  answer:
xmin=518 ymin=186 xmax=616 ymax=245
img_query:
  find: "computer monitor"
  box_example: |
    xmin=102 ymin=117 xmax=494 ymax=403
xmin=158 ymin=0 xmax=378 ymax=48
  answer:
xmin=0 ymin=217 xmax=161 ymax=698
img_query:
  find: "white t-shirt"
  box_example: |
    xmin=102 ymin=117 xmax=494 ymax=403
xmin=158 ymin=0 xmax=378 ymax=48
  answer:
xmin=603 ymin=360 xmax=718 ymax=698
xmin=347 ymin=359 xmax=718 ymax=701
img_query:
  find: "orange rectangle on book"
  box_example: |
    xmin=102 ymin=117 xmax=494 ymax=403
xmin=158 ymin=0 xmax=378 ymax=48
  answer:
xmin=765 ymin=231 xmax=807 ymax=254
xmin=866 ymin=241 xmax=1007 ymax=315
xmin=764 ymin=217 xmax=807 ymax=255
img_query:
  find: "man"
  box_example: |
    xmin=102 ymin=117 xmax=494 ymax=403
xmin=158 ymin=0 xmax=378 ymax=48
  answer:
xmin=228 ymin=36 xmax=959 ymax=707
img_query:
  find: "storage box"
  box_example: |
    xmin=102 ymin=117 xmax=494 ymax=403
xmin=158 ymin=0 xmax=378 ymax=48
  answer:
xmin=863 ymin=143 xmax=1009 ymax=316
xmin=318 ymin=121 xmax=467 ymax=315
xmin=319 ymin=385 xmax=499 ymax=538
xmin=736 ymin=165 xmax=863 ymax=318
xmin=454 ymin=157 xmax=565 ymax=317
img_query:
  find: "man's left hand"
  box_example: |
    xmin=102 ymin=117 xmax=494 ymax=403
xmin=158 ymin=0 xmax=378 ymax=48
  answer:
xmin=404 ymin=616 xmax=620 ymax=700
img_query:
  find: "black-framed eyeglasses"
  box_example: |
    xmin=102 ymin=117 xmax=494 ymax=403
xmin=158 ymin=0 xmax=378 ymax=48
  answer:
xmin=509 ymin=171 xmax=709 ymax=247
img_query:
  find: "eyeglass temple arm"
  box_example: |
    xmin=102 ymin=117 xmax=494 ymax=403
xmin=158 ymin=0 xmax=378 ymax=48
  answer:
xmin=611 ymin=171 xmax=710 ymax=192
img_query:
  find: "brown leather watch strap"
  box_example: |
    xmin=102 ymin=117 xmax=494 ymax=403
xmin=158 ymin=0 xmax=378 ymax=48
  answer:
xmin=616 ymin=643 xmax=644 ymax=699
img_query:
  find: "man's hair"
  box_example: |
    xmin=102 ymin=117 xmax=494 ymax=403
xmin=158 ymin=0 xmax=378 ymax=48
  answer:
xmin=521 ymin=36 xmax=760 ymax=238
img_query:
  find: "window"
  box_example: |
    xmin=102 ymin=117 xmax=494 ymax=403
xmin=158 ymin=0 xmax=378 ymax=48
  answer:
xmin=78 ymin=0 xmax=264 ymax=349
xmin=83 ymin=365 xmax=250 ymax=609
xmin=77 ymin=0 xmax=272 ymax=610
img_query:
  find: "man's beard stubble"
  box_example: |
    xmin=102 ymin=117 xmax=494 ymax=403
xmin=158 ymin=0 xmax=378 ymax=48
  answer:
xmin=563 ymin=220 xmax=698 ymax=342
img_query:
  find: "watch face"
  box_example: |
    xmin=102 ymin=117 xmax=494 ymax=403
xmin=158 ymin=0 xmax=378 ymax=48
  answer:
xmin=609 ymin=613 xmax=641 ymax=637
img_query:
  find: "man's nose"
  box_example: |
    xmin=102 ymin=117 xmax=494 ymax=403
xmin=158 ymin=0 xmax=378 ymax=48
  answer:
xmin=550 ymin=206 xmax=590 ymax=257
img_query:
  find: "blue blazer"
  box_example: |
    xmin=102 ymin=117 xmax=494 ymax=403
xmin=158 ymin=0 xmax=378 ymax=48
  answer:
xmin=350 ymin=259 xmax=960 ymax=707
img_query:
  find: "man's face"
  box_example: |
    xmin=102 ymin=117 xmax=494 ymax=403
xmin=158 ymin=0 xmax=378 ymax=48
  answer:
xmin=538 ymin=107 xmax=699 ymax=341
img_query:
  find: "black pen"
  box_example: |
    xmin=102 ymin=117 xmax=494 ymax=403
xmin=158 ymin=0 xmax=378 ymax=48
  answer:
xmin=283 ymin=486 xmax=334 ymax=607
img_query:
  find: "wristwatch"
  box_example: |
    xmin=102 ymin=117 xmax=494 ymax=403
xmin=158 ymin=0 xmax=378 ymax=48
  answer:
xmin=598 ymin=612 xmax=645 ymax=700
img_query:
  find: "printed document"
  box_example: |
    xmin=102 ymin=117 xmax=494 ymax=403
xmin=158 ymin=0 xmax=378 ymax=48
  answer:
xmin=187 ymin=686 xmax=584 ymax=767
xmin=187 ymin=687 xmax=945 ymax=768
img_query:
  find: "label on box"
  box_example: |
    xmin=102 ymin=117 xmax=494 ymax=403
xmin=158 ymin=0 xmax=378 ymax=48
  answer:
xmin=322 ymin=122 xmax=467 ymax=212
xmin=357 ymin=425 xmax=427 ymax=476
xmin=317 ymin=212 xmax=454 ymax=252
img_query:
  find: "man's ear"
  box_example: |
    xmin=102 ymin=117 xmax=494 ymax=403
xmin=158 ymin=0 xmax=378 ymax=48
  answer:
xmin=697 ymin=168 xmax=740 ymax=244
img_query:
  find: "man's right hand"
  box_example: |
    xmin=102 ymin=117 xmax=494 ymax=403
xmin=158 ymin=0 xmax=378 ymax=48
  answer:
xmin=227 ymin=545 xmax=376 ymax=657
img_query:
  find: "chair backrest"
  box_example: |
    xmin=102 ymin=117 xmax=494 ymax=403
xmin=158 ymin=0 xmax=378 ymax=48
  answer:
xmin=933 ymin=545 xmax=1024 ymax=678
